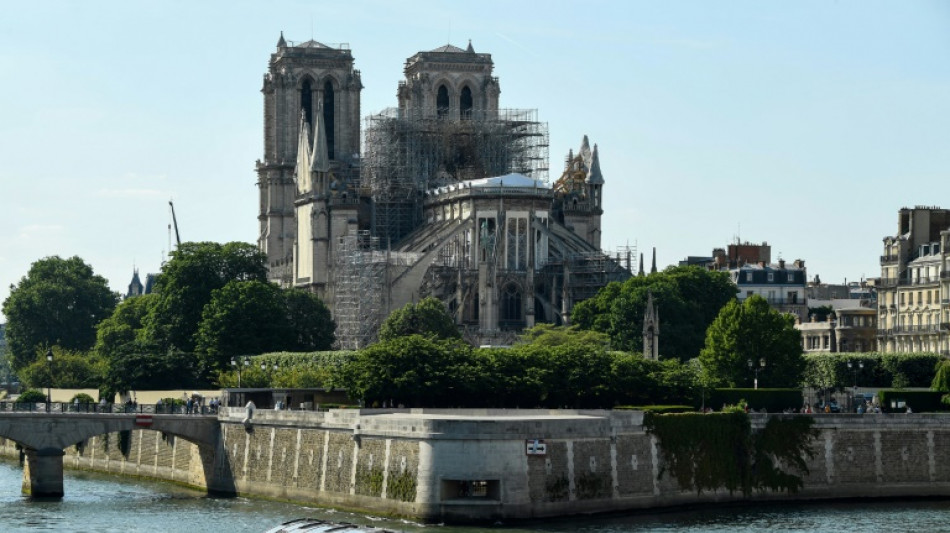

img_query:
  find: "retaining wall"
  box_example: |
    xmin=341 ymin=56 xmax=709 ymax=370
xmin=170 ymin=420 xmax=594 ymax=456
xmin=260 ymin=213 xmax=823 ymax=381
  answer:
xmin=4 ymin=409 xmax=950 ymax=523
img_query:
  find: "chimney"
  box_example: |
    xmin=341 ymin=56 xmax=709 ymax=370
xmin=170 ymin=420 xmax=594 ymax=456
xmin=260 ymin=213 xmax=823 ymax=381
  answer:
xmin=779 ymin=259 xmax=786 ymax=269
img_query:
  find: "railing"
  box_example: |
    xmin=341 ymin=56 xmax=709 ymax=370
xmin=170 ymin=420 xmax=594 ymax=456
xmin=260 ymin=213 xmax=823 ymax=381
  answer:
xmin=881 ymin=325 xmax=945 ymax=334
xmin=0 ymin=402 xmax=219 ymax=415
xmin=898 ymin=276 xmax=939 ymax=286
xmin=878 ymin=278 xmax=898 ymax=288
xmin=880 ymin=254 xmax=901 ymax=263
xmin=942 ymin=271 xmax=950 ymax=279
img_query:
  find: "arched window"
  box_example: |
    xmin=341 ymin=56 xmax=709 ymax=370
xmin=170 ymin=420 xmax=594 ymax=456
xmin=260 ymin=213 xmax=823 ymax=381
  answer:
xmin=301 ymin=80 xmax=314 ymax=131
xmin=437 ymin=84 xmax=449 ymax=119
xmin=323 ymin=80 xmax=335 ymax=160
xmin=501 ymin=284 xmax=522 ymax=325
xmin=460 ymin=86 xmax=473 ymax=119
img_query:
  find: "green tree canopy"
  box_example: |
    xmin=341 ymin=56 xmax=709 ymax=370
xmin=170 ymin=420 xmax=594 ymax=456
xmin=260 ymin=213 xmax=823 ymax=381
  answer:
xmin=19 ymin=347 xmax=106 ymax=389
xmin=283 ymin=289 xmax=336 ymax=351
xmin=146 ymin=241 xmax=267 ymax=352
xmin=194 ymin=281 xmax=336 ymax=381
xmin=572 ymin=265 xmax=737 ymax=359
xmin=699 ymin=295 xmax=805 ymax=388
xmin=341 ymin=335 xmax=475 ymax=407
xmin=378 ymin=297 xmax=460 ymax=342
xmin=2 ymin=256 xmax=118 ymax=371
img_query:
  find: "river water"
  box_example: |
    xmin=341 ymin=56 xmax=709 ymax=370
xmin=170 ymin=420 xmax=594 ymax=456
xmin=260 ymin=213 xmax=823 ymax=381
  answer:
xmin=4 ymin=459 xmax=950 ymax=532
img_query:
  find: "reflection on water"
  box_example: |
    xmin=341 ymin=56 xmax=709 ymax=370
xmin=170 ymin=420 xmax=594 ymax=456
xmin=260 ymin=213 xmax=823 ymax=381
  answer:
xmin=3 ymin=458 xmax=950 ymax=532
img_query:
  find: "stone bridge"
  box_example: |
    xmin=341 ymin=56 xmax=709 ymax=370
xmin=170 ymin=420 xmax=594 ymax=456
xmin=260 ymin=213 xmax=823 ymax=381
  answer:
xmin=0 ymin=412 xmax=219 ymax=497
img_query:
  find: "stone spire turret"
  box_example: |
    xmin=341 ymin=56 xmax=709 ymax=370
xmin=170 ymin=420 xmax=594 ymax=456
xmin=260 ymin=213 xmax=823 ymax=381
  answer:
xmin=586 ymin=144 xmax=603 ymax=185
xmin=643 ymin=291 xmax=659 ymax=360
xmin=277 ymin=31 xmax=286 ymax=48
xmin=311 ymin=101 xmax=330 ymax=174
xmin=651 ymin=247 xmax=658 ymax=274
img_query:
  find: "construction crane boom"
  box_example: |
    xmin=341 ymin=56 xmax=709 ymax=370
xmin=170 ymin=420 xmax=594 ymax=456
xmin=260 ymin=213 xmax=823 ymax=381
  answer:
xmin=169 ymin=200 xmax=181 ymax=248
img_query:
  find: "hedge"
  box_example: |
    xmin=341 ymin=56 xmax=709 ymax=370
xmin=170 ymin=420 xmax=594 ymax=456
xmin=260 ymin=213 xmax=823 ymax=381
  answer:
xmin=709 ymin=389 xmax=803 ymax=413
xmin=877 ymin=390 xmax=948 ymax=413
xmin=803 ymin=352 xmax=942 ymax=390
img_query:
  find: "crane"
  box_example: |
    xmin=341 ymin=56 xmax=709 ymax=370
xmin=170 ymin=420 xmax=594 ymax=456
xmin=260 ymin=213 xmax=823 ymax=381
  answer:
xmin=169 ymin=200 xmax=181 ymax=249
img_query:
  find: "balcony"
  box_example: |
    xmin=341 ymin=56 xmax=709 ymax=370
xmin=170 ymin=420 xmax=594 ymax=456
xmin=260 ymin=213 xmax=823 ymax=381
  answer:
xmin=890 ymin=325 xmax=943 ymax=334
xmin=942 ymin=271 xmax=950 ymax=279
xmin=878 ymin=278 xmax=898 ymax=288
xmin=880 ymin=254 xmax=902 ymax=264
xmin=898 ymin=276 xmax=939 ymax=286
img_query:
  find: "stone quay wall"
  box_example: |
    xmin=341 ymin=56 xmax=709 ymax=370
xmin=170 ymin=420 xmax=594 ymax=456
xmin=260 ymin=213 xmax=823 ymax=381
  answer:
xmin=5 ymin=409 xmax=950 ymax=523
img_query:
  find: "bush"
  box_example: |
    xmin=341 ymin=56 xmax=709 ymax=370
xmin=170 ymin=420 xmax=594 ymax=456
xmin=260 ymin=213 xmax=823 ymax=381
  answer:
xmin=17 ymin=389 xmax=47 ymax=403
xmin=709 ymin=389 xmax=803 ymax=413
xmin=877 ymin=390 xmax=947 ymax=413
xmin=70 ymin=393 xmax=96 ymax=404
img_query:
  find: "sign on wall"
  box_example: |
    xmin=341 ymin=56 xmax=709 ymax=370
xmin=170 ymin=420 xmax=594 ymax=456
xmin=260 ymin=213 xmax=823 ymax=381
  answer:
xmin=525 ymin=439 xmax=546 ymax=455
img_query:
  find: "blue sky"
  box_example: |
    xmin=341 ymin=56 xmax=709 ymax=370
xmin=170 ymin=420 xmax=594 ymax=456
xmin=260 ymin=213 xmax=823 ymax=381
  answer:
xmin=1 ymin=1 xmax=948 ymax=320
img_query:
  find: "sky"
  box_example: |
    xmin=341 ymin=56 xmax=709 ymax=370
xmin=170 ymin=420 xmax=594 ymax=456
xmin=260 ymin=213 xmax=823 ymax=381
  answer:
xmin=1 ymin=1 xmax=948 ymax=321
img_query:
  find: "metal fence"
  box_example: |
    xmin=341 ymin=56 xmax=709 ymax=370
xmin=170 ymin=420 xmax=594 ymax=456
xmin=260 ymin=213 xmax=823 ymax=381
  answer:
xmin=0 ymin=402 xmax=218 ymax=415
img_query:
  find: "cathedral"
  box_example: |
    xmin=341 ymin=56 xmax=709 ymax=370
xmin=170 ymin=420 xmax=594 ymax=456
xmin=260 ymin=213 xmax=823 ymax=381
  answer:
xmin=256 ymin=34 xmax=630 ymax=348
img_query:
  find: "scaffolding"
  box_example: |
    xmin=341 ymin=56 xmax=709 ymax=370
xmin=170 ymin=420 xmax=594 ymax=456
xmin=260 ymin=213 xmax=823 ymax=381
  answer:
xmin=362 ymin=108 xmax=549 ymax=246
xmin=332 ymin=230 xmax=388 ymax=350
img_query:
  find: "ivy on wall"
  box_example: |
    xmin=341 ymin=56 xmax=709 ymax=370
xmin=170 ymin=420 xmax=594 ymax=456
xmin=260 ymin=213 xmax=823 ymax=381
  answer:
xmin=355 ymin=466 xmax=384 ymax=497
xmin=644 ymin=412 xmax=816 ymax=496
xmin=387 ymin=470 xmax=417 ymax=502
xmin=544 ymin=475 xmax=569 ymax=502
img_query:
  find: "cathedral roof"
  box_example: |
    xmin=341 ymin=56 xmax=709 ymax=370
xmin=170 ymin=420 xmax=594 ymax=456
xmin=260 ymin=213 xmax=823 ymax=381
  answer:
xmin=469 ymin=173 xmax=548 ymax=189
xmin=297 ymin=39 xmax=331 ymax=49
xmin=429 ymin=44 xmax=467 ymax=53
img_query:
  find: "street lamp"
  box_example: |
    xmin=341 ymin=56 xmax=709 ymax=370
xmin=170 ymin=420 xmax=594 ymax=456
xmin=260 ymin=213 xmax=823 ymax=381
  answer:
xmin=46 ymin=348 xmax=53 ymax=413
xmin=231 ymin=356 xmax=249 ymax=387
xmin=748 ymin=357 xmax=766 ymax=390
xmin=260 ymin=362 xmax=279 ymax=386
xmin=847 ymin=360 xmax=864 ymax=390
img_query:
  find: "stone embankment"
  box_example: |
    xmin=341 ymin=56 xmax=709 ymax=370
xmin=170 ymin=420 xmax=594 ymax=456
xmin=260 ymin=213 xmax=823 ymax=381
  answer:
xmin=3 ymin=408 xmax=950 ymax=523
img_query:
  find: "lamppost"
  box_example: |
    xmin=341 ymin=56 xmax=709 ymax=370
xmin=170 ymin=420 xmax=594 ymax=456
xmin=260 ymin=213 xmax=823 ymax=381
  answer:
xmin=46 ymin=348 xmax=53 ymax=413
xmin=847 ymin=360 xmax=864 ymax=390
xmin=748 ymin=357 xmax=766 ymax=390
xmin=260 ymin=362 xmax=279 ymax=385
xmin=231 ymin=356 xmax=250 ymax=387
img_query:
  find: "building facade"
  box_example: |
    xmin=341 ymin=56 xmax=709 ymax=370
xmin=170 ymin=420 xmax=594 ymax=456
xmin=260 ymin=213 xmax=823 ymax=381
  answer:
xmin=732 ymin=259 xmax=808 ymax=321
xmin=877 ymin=206 xmax=950 ymax=354
xmin=797 ymin=301 xmax=878 ymax=354
xmin=256 ymin=37 xmax=629 ymax=348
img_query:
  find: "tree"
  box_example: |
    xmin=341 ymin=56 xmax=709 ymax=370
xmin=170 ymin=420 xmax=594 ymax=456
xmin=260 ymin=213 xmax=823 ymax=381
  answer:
xmin=341 ymin=335 xmax=475 ymax=407
xmin=145 ymin=241 xmax=267 ymax=353
xmin=194 ymin=281 xmax=336 ymax=381
xmin=19 ymin=347 xmax=106 ymax=389
xmin=284 ymin=289 xmax=335 ymax=351
xmin=95 ymin=293 xmax=156 ymax=361
xmin=572 ymin=266 xmax=736 ymax=360
xmin=194 ymin=280 xmax=289 ymax=377
xmin=378 ymin=297 xmax=460 ymax=342
xmin=699 ymin=295 xmax=804 ymax=388
xmin=3 ymin=256 xmax=118 ymax=371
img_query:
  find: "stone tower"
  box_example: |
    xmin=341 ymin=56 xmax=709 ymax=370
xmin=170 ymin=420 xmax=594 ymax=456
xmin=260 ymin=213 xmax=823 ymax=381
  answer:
xmin=257 ymin=33 xmax=362 ymax=285
xmin=397 ymin=41 xmax=500 ymax=120
xmin=643 ymin=291 xmax=659 ymax=360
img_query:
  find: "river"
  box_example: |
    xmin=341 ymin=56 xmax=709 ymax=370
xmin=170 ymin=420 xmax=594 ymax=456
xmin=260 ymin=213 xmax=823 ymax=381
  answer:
xmin=3 ymin=459 xmax=950 ymax=532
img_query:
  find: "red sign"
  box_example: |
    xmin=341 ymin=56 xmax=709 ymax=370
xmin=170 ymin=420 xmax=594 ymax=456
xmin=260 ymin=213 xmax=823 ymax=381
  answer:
xmin=135 ymin=415 xmax=153 ymax=427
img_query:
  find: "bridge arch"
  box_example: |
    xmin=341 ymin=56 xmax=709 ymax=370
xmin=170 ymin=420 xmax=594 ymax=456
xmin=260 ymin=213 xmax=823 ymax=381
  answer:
xmin=0 ymin=413 xmax=223 ymax=498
